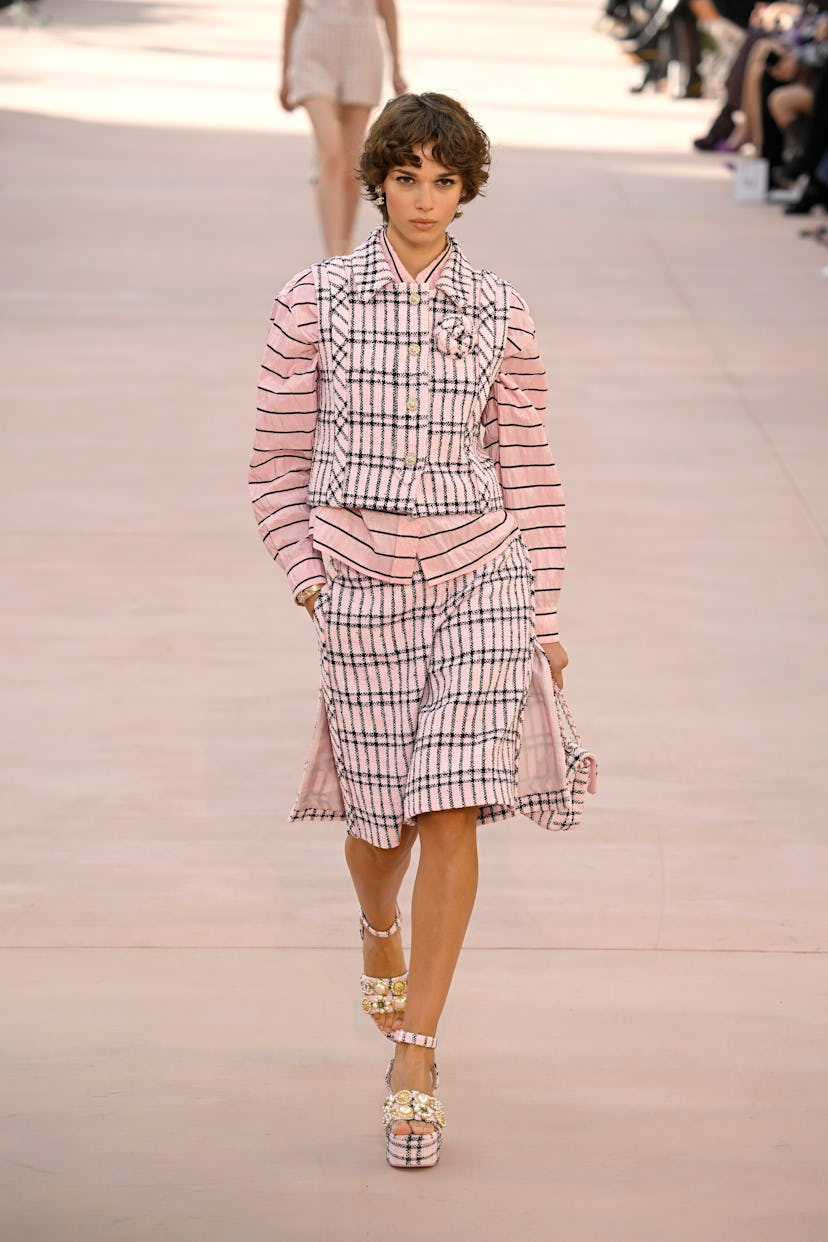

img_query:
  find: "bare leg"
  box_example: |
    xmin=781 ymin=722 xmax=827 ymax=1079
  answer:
xmin=345 ymin=824 xmax=418 ymax=1034
xmin=741 ymin=41 xmax=784 ymax=151
xmin=302 ymin=95 xmax=348 ymax=256
xmin=769 ymin=82 xmax=813 ymax=131
xmin=726 ymin=40 xmax=778 ymax=148
xmin=389 ymin=806 xmax=479 ymax=1136
xmin=337 ymin=103 xmax=373 ymax=252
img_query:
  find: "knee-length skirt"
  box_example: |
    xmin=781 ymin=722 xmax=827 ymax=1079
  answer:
xmin=291 ymin=539 xmax=588 ymax=848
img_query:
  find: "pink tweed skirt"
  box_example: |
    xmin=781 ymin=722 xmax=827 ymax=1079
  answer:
xmin=304 ymin=539 xmax=535 ymax=848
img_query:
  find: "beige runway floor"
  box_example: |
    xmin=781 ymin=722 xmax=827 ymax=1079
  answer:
xmin=1 ymin=2 xmax=827 ymax=1239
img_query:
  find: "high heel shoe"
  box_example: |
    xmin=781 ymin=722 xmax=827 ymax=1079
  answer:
xmin=383 ymin=1030 xmax=445 ymax=1169
xmin=359 ymin=906 xmax=407 ymax=1032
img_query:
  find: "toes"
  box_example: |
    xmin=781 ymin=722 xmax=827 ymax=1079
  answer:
xmin=390 ymin=1121 xmax=433 ymax=1136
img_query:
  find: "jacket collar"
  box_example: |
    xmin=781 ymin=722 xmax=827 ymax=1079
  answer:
xmin=350 ymin=228 xmax=474 ymax=310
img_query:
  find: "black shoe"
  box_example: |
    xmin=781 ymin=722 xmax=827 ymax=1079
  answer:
xmin=628 ymin=59 xmax=660 ymax=93
xmin=769 ymin=165 xmax=796 ymax=190
xmin=784 ymin=180 xmax=828 ymax=216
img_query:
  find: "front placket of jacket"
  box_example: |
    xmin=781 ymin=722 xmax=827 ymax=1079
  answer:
xmin=394 ymin=279 xmax=431 ymax=516
xmin=313 ymin=261 xmax=352 ymax=506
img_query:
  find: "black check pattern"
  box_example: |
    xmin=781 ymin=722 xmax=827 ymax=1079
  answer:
xmin=311 ymin=539 xmax=535 ymax=849
xmin=308 ymin=228 xmax=511 ymax=516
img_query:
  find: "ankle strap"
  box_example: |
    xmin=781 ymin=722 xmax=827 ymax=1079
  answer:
xmin=360 ymin=905 xmax=401 ymax=940
xmin=391 ymin=1030 xmax=437 ymax=1049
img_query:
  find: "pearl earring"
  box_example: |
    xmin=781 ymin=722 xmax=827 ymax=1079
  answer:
xmin=375 ymin=190 xmax=385 ymax=206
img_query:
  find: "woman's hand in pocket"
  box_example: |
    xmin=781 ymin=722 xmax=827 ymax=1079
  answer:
xmin=302 ymin=583 xmax=325 ymax=617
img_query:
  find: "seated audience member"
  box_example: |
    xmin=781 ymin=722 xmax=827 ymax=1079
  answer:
xmin=693 ymin=0 xmax=758 ymax=102
xmin=601 ymin=0 xmax=828 ymax=215
xmin=783 ymin=59 xmax=828 ymax=209
xmin=725 ymin=4 xmax=828 ymax=152
xmin=761 ymin=14 xmax=828 ymax=174
xmin=693 ymin=2 xmax=804 ymax=148
xmin=619 ymin=0 xmax=705 ymax=96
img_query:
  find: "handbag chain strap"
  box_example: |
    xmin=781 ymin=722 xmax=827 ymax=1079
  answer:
xmin=553 ymin=682 xmax=582 ymax=747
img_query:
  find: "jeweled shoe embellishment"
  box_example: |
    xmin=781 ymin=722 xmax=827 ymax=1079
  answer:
xmin=383 ymin=1088 xmax=446 ymax=1130
xmin=359 ymin=905 xmax=407 ymax=1026
xmin=361 ymin=974 xmax=408 ymax=1014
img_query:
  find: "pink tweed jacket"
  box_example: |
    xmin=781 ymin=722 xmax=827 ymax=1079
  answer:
xmin=307 ymin=229 xmax=510 ymax=514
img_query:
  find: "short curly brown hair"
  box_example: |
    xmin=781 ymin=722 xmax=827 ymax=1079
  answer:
xmin=358 ymin=93 xmax=491 ymax=221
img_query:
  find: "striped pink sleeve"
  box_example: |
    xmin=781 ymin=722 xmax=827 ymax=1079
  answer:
xmin=249 ymin=271 xmax=326 ymax=602
xmin=481 ymin=290 xmax=566 ymax=642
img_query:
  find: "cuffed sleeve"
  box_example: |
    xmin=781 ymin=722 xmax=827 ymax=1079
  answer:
xmin=481 ymin=290 xmax=566 ymax=642
xmin=249 ymin=271 xmax=327 ymax=603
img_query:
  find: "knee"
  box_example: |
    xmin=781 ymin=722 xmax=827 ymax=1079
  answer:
xmin=768 ymin=92 xmax=784 ymax=123
xmin=747 ymin=46 xmax=768 ymax=76
xmin=417 ymin=808 xmax=478 ymax=856
xmin=347 ymin=829 xmax=415 ymax=873
xmin=317 ymin=143 xmax=346 ymax=180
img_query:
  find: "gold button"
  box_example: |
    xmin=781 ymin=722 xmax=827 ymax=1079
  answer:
xmin=406 ymin=397 xmax=418 ymax=411
xmin=409 ymin=344 xmax=420 ymax=356
xmin=409 ymin=292 xmax=421 ymax=305
xmin=404 ymin=453 xmax=417 ymax=467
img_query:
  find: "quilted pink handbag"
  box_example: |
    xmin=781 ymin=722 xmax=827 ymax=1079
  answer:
xmin=548 ymin=680 xmax=598 ymax=831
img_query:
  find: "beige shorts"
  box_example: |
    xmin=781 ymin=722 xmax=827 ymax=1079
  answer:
xmin=288 ymin=2 xmax=384 ymax=108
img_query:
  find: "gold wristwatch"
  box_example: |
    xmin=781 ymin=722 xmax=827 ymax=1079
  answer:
xmin=296 ymin=583 xmax=323 ymax=606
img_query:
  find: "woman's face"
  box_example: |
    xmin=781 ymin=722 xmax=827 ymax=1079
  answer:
xmin=381 ymin=146 xmax=464 ymax=249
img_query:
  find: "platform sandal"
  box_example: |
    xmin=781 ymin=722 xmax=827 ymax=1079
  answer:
xmin=383 ymin=1030 xmax=445 ymax=1169
xmin=359 ymin=906 xmax=407 ymax=1033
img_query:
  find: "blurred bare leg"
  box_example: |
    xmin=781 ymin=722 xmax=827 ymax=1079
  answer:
xmin=769 ymin=82 xmax=813 ymax=131
xmin=740 ymin=42 xmax=783 ymax=151
xmin=338 ymin=103 xmax=373 ymax=251
xmin=302 ymin=95 xmax=348 ymax=255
